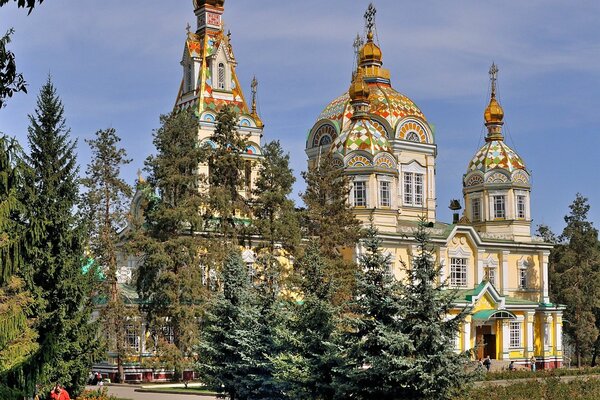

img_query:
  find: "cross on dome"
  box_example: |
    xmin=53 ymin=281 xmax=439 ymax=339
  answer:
xmin=489 ymin=62 xmax=499 ymax=98
xmin=364 ymin=3 xmax=376 ymax=35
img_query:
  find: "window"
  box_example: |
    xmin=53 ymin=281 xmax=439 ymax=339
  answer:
xmin=186 ymin=64 xmax=193 ymax=92
xmin=217 ymin=62 xmax=226 ymax=89
xmin=353 ymin=181 xmax=367 ymax=207
xmin=403 ymin=172 xmax=424 ymax=207
xmin=509 ymin=322 xmax=521 ymax=348
xmin=406 ymin=132 xmax=420 ymax=142
xmin=484 ymin=266 xmax=496 ymax=286
xmin=318 ymin=135 xmax=332 ymax=146
xmin=379 ymin=180 xmax=391 ymax=207
xmin=517 ymin=195 xmax=526 ymax=219
xmin=450 ymin=258 xmax=467 ymax=287
xmin=472 ymin=198 xmax=481 ymax=222
xmin=493 ymin=195 xmax=505 ymax=219
xmin=519 ymin=266 xmax=528 ymax=289
xmin=126 ymin=324 xmax=140 ymax=352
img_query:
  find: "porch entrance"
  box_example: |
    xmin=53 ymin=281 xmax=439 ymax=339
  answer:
xmin=476 ymin=325 xmax=496 ymax=360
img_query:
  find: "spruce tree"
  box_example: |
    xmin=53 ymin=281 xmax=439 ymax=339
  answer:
xmin=207 ymin=105 xmax=248 ymax=241
xmin=252 ymin=140 xmax=300 ymax=253
xmin=82 ymin=128 xmax=133 ymax=383
xmin=301 ymin=152 xmax=362 ymax=304
xmin=136 ymin=109 xmax=206 ymax=379
xmin=334 ymin=224 xmax=410 ymax=400
xmin=396 ymin=219 xmax=471 ymax=400
xmin=0 ymin=136 xmax=37 ymax=400
xmin=273 ymin=242 xmax=340 ymax=400
xmin=23 ymin=78 xmax=100 ymax=395
xmin=197 ymin=249 xmax=257 ymax=400
xmin=549 ymin=194 xmax=600 ymax=367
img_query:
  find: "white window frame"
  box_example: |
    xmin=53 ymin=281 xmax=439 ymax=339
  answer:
xmin=450 ymin=258 xmax=468 ymax=287
xmin=126 ymin=324 xmax=140 ymax=352
xmin=353 ymin=180 xmax=367 ymax=207
xmin=485 ymin=265 xmax=496 ymax=286
xmin=509 ymin=322 xmax=521 ymax=348
xmin=217 ymin=62 xmax=226 ymax=90
xmin=492 ymin=194 xmax=506 ymax=219
xmin=378 ymin=177 xmax=391 ymax=208
xmin=518 ymin=265 xmax=528 ymax=289
xmin=401 ymin=162 xmax=426 ymax=207
xmin=515 ymin=190 xmax=529 ymax=220
xmin=471 ymin=197 xmax=482 ymax=222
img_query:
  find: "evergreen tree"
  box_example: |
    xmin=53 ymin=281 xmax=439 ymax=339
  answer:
xmin=23 ymin=78 xmax=101 ymax=395
xmin=549 ymin=194 xmax=600 ymax=367
xmin=333 ymin=224 xmax=410 ymax=399
xmin=136 ymin=109 xmax=206 ymax=379
xmin=82 ymin=128 xmax=133 ymax=383
xmin=273 ymin=242 xmax=340 ymax=400
xmin=301 ymin=152 xmax=362 ymax=304
xmin=197 ymin=249 xmax=258 ymax=400
xmin=0 ymin=136 xmax=37 ymax=400
xmin=207 ymin=105 xmax=249 ymax=241
xmin=396 ymin=219 xmax=471 ymax=399
xmin=0 ymin=29 xmax=27 ymax=108
xmin=252 ymin=140 xmax=300 ymax=253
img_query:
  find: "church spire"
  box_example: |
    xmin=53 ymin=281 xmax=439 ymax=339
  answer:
xmin=484 ymin=62 xmax=505 ymax=141
xmin=194 ymin=0 xmax=225 ymax=35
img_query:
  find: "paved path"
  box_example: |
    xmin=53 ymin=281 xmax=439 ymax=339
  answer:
xmin=86 ymin=385 xmax=217 ymax=400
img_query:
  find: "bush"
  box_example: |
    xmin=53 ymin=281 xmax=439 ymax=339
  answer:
xmin=76 ymin=388 xmax=121 ymax=400
xmin=455 ymin=377 xmax=600 ymax=400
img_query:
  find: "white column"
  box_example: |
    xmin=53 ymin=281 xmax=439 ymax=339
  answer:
xmin=554 ymin=312 xmax=562 ymax=352
xmin=526 ymin=312 xmax=534 ymax=356
xmin=501 ymin=250 xmax=510 ymax=295
xmin=502 ymin=320 xmax=511 ymax=360
xmin=140 ymin=322 xmax=146 ymax=354
xmin=539 ymin=251 xmax=550 ymax=303
xmin=463 ymin=318 xmax=472 ymax=352
xmin=439 ymin=246 xmax=447 ymax=283
xmin=543 ymin=314 xmax=551 ymax=353
xmin=476 ymin=249 xmax=485 ymax=284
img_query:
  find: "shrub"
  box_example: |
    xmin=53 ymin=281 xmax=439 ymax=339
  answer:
xmin=76 ymin=388 xmax=121 ymax=400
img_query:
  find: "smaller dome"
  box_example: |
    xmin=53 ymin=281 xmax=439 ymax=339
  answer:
xmin=360 ymin=32 xmax=382 ymax=65
xmin=330 ymin=118 xmax=391 ymax=157
xmin=194 ymin=0 xmax=224 ymax=10
xmin=484 ymin=97 xmax=504 ymax=124
xmin=467 ymin=140 xmax=525 ymax=175
xmin=349 ymin=69 xmax=370 ymax=102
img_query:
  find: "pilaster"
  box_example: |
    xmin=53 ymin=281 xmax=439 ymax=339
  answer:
xmin=525 ymin=311 xmax=534 ymax=356
xmin=501 ymin=320 xmax=510 ymax=360
xmin=501 ymin=250 xmax=510 ymax=295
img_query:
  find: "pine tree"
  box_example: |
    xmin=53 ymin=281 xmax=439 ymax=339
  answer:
xmin=207 ymin=105 xmax=249 ymax=241
xmin=396 ymin=219 xmax=471 ymax=400
xmin=197 ymin=249 xmax=257 ymax=400
xmin=82 ymin=128 xmax=133 ymax=383
xmin=549 ymin=194 xmax=600 ymax=367
xmin=0 ymin=135 xmax=37 ymax=400
xmin=301 ymin=152 xmax=362 ymax=304
xmin=23 ymin=77 xmax=101 ymax=395
xmin=136 ymin=109 xmax=206 ymax=380
xmin=333 ymin=224 xmax=410 ymax=399
xmin=252 ymin=140 xmax=300 ymax=253
xmin=273 ymin=242 xmax=340 ymax=400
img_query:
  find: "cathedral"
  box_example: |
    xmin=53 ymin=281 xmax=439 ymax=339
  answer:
xmin=304 ymin=3 xmax=564 ymax=369
xmin=98 ymin=0 xmax=564 ymax=380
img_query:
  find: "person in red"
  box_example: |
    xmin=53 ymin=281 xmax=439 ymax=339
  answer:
xmin=49 ymin=384 xmax=71 ymax=400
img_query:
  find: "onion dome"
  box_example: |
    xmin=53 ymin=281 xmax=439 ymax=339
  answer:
xmin=360 ymin=31 xmax=382 ymax=65
xmin=194 ymin=0 xmax=225 ymax=9
xmin=484 ymin=97 xmax=504 ymax=125
xmin=349 ymin=68 xmax=370 ymax=103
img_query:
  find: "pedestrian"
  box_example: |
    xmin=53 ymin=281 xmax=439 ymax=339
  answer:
xmin=49 ymin=384 xmax=71 ymax=400
xmin=530 ymin=356 xmax=537 ymax=372
xmin=483 ymin=355 xmax=491 ymax=372
xmin=508 ymin=361 xmax=515 ymax=371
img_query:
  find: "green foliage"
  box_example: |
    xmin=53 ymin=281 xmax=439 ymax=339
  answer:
xmin=0 ymin=0 xmax=43 ymax=13
xmin=0 ymin=29 xmax=27 ymax=108
xmin=549 ymin=194 xmax=600 ymax=367
xmin=21 ymin=78 xmax=101 ymax=396
xmin=273 ymin=242 xmax=341 ymax=400
xmin=77 ymin=387 xmax=126 ymax=400
xmin=136 ymin=109 xmax=206 ymax=380
xmin=482 ymin=366 xmax=600 ymax=381
xmin=252 ymin=140 xmax=300 ymax=253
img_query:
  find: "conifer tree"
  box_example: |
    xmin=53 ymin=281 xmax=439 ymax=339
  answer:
xmin=82 ymin=128 xmax=134 ymax=383
xmin=0 ymin=136 xmax=37 ymax=400
xmin=549 ymin=194 xmax=600 ymax=367
xmin=23 ymin=78 xmax=100 ymax=394
xmin=333 ymin=224 xmax=410 ymax=399
xmin=396 ymin=219 xmax=471 ymax=399
xmin=137 ymin=109 xmax=206 ymax=379
xmin=301 ymin=152 xmax=362 ymax=304
xmin=207 ymin=105 xmax=249 ymax=241
xmin=197 ymin=250 xmax=258 ymax=400
xmin=252 ymin=140 xmax=300 ymax=252
xmin=273 ymin=242 xmax=340 ymax=400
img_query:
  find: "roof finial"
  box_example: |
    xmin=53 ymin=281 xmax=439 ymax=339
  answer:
xmin=353 ymin=33 xmax=364 ymax=67
xmin=364 ymin=3 xmax=377 ymax=41
xmin=186 ymin=23 xmax=191 ymax=34
xmin=489 ymin=62 xmax=499 ymax=99
xmin=251 ymin=76 xmax=258 ymax=115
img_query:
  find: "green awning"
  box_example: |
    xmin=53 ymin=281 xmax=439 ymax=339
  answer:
xmin=472 ymin=309 xmax=516 ymax=321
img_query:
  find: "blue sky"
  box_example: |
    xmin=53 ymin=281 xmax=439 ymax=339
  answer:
xmin=2 ymin=0 xmax=600 ymax=234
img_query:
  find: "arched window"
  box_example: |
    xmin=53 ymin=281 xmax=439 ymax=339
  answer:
xmin=218 ymin=62 xmax=226 ymax=90
xmin=406 ymin=132 xmax=420 ymax=142
xmin=318 ymin=135 xmax=332 ymax=145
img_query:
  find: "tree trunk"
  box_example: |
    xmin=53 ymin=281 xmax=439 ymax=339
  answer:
xmin=577 ymin=350 xmax=582 ymax=368
xmin=591 ymin=335 xmax=600 ymax=367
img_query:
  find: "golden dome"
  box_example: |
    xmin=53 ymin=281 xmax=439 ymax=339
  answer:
xmin=349 ymin=69 xmax=370 ymax=102
xmin=359 ymin=32 xmax=382 ymax=65
xmin=484 ymin=96 xmax=504 ymax=124
xmin=194 ymin=0 xmax=224 ymax=10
